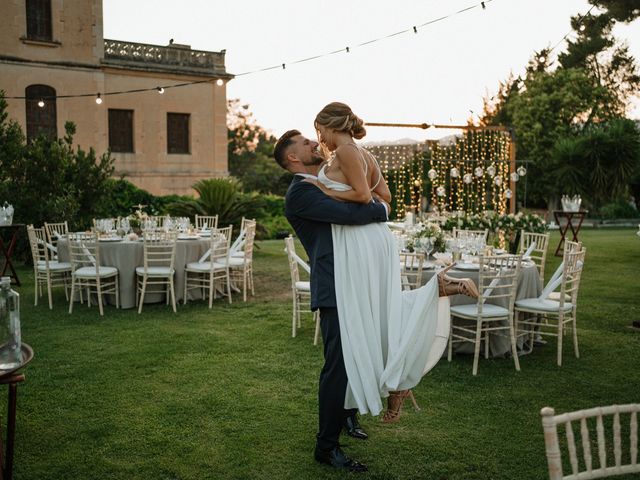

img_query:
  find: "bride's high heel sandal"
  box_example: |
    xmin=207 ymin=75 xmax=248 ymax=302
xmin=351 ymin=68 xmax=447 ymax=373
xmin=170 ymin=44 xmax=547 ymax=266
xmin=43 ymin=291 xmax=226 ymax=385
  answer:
xmin=382 ymin=390 xmax=420 ymax=424
xmin=437 ymin=265 xmax=480 ymax=298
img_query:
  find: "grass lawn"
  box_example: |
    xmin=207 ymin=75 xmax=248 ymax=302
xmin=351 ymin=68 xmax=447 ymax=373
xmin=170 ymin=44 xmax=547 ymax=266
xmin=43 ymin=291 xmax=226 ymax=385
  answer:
xmin=3 ymin=228 xmax=639 ymax=479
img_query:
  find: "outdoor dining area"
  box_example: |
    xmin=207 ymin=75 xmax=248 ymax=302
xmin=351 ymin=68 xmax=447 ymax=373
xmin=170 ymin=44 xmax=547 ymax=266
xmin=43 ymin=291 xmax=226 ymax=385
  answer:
xmin=25 ymin=214 xmax=257 ymax=315
xmin=285 ymin=222 xmax=587 ymax=376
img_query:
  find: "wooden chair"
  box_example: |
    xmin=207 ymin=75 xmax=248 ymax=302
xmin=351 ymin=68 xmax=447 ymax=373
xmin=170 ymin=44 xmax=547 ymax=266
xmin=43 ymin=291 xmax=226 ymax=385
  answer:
xmin=518 ymin=231 xmax=551 ymax=284
xmin=229 ymin=219 xmax=256 ymax=302
xmin=541 ymin=404 xmax=640 ymax=479
xmin=547 ymin=241 xmax=583 ymax=302
xmin=184 ymin=226 xmax=233 ymax=307
xmin=230 ymin=217 xmax=253 ymax=259
xmin=515 ymin=247 xmax=586 ymax=366
xmin=452 ymin=228 xmax=489 ymax=242
xmin=399 ymin=252 xmax=425 ymax=291
xmin=448 ymin=254 xmax=522 ymax=375
xmin=284 ymin=236 xmax=320 ymax=345
xmin=135 ymin=231 xmax=178 ymax=314
xmin=195 ymin=215 xmax=219 ymax=230
xmin=27 ymin=225 xmax=71 ymax=309
xmin=67 ymin=232 xmax=119 ymax=316
xmin=44 ymin=221 xmax=69 ymax=259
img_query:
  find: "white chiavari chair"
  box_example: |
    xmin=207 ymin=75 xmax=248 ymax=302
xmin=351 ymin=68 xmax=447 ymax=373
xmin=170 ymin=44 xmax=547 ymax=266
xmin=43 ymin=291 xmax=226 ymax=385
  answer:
xmin=518 ymin=231 xmax=551 ymax=284
xmin=184 ymin=226 xmax=233 ymax=307
xmin=399 ymin=252 xmax=425 ymax=291
xmin=27 ymin=225 xmax=72 ymax=309
xmin=44 ymin=221 xmax=69 ymax=259
xmin=229 ymin=219 xmax=256 ymax=302
xmin=284 ymin=235 xmax=320 ymax=345
xmin=540 ymin=404 xmax=640 ymax=479
xmin=515 ymin=246 xmax=586 ymax=366
xmin=135 ymin=231 xmax=178 ymax=314
xmin=448 ymin=254 xmax=522 ymax=375
xmin=195 ymin=214 xmax=219 ymax=230
xmin=67 ymin=232 xmax=119 ymax=316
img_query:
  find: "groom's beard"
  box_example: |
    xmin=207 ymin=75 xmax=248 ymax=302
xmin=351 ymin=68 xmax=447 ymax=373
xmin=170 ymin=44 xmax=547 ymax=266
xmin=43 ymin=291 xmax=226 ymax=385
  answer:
xmin=302 ymin=153 xmax=324 ymax=166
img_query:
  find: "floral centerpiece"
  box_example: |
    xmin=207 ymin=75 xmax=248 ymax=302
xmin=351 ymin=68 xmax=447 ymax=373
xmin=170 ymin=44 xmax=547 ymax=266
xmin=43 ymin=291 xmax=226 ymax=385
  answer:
xmin=406 ymin=221 xmax=446 ymax=253
xmin=437 ymin=210 xmax=546 ymax=251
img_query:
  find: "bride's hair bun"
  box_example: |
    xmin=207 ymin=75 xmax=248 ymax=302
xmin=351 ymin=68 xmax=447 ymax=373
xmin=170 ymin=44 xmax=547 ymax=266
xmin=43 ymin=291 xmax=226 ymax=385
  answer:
xmin=315 ymin=102 xmax=367 ymax=139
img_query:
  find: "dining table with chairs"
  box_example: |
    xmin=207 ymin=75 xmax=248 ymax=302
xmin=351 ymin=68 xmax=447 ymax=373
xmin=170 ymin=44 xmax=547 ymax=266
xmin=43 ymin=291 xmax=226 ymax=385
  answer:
xmin=57 ymin=234 xmax=212 ymax=309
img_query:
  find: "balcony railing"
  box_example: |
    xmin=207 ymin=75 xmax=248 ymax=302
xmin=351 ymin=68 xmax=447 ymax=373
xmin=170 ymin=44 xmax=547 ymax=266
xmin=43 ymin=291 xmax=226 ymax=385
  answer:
xmin=103 ymin=39 xmax=227 ymax=76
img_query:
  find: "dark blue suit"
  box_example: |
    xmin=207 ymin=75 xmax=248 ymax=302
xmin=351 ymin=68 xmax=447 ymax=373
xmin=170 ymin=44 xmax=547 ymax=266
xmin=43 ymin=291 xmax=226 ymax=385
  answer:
xmin=284 ymin=175 xmax=387 ymax=451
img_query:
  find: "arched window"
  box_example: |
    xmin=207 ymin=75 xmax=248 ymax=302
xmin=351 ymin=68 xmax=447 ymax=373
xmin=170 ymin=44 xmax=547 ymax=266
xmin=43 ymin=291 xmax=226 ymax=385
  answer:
xmin=25 ymin=85 xmax=57 ymax=142
xmin=26 ymin=0 xmax=52 ymax=41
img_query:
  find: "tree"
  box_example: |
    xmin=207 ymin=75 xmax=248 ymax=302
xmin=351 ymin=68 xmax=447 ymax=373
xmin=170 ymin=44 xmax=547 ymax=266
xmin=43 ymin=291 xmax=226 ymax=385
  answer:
xmin=227 ymin=99 xmax=292 ymax=195
xmin=0 ymin=91 xmax=115 ymax=231
xmin=552 ymin=118 xmax=640 ymax=209
xmin=559 ymin=1 xmax=640 ymax=117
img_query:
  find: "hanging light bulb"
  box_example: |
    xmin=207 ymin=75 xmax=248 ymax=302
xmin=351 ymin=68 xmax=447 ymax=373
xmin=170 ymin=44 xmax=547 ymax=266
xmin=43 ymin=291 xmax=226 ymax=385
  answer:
xmin=427 ymin=169 xmax=437 ymax=180
xmin=157 ymin=87 xmax=165 ymax=94
xmin=474 ymin=166 xmax=484 ymax=177
xmin=463 ymin=173 xmax=473 ymax=184
xmin=505 ymin=188 xmax=513 ymax=199
xmin=517 ymin=166 xmax=527 ymax=177
xmin=436 ymin=186 xmax=446 ymax=197
xmin=539 ymin=55 xmax=546 ymax=63
xmin=450 ymin=167 xmax=460 ymax=178
xmin=510 ymin=172 xmax=519 ymax=182
xmin=487 ymin=165 xmax=496 ymax=177
xmin=579 ymin=24 xmax=586 ymax=32
xmin=494 ymin=175 xmax=503 ymax=186
xmin=95 ymin=93 xmax=102 ymax=105
xmin=216 ymin=79 xmax=224 ymax=86
xmin=37 ymin=99 xmax=45 ymax=108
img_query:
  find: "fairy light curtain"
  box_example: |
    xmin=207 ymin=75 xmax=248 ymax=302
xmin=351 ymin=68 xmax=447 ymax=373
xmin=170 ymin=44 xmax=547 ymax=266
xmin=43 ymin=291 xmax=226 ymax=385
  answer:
xmin=427 ymin=129 xmax=514 ymax=215
xmin=367 ymin=144 xmax=427 ymax=220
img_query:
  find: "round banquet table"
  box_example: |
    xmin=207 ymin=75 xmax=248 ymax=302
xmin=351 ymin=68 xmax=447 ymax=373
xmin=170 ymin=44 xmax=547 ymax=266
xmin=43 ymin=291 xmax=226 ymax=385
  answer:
xmin=57 ymin=237 xmax=211 ymax=309
xmin=414 ymin=261 xmax=543 ymax=358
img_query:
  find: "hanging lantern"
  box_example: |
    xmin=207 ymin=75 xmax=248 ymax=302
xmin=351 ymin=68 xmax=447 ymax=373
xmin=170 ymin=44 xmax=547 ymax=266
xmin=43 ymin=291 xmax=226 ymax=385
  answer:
xmin=463 ymin=173 xmax=473 ymax=184
xmin=505 ymin=188 xmax=513 ymax=199
xmin=450 ymin=167 xmax=460 ymax=178
xmin=436 ymin=186 xmax=446 ymax=197
xmin=474 ymin=166 xmax=484 ymax=177
xmin=494 ymin=175 xmax=503 ymax=186
xmin=517 ymin=166 xmax=527 ymax=177
xmin=427 ymin=169 xmax=437 ymax=180
xmin=487 ymin=165 xmax=496 ymax=177
xmin=510 ymin=172 xmax=519 ymax=182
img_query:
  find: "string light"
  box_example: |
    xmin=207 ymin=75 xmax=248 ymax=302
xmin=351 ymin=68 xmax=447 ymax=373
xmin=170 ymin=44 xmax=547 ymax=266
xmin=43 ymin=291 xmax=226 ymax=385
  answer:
xmin=5 ymin=0 xmax=494 ymax=103
xmin=156 ymin=87 xmax=165 ymax=94
xmin=579 ymin=24 xmax=586 ymax=32
xmin=37 ymin=99 xmax=45 ymax=108
xmin=95 ymin=93 xmax=102 ymax=105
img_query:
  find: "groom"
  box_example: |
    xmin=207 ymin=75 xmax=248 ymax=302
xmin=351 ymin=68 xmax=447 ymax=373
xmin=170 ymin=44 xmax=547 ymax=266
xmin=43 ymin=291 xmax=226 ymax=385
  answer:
xmin=274 ymin=130 xmax=389 ymax=473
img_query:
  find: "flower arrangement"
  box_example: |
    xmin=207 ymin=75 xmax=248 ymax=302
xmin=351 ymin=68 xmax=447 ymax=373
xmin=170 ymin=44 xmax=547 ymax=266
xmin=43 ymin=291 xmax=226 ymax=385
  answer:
xmin=425 ymin=210 xmax=547 ymax=251
xmin=407 ymin=221 xmax=446 ymax=253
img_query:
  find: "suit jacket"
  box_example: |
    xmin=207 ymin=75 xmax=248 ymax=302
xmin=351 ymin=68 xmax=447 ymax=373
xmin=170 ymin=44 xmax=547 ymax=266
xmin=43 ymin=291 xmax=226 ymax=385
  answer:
xmin=284 ymin=175 xmax=388 ymax=310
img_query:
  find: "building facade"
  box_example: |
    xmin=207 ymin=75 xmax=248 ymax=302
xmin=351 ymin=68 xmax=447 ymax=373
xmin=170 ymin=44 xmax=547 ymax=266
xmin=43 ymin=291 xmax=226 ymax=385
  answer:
xmin=0 ymin=0 xmax=232 ymax=195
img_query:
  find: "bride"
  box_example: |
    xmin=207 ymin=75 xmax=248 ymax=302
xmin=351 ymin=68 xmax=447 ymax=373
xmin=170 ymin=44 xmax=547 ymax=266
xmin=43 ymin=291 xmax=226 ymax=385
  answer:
xmin=305 ymin=102 xmax=477 ymax=421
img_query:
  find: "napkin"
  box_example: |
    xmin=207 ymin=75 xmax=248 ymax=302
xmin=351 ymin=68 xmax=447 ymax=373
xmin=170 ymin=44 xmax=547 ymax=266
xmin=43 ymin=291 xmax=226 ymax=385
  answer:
xmin=522 ymin=241 xmax=536 ymax=260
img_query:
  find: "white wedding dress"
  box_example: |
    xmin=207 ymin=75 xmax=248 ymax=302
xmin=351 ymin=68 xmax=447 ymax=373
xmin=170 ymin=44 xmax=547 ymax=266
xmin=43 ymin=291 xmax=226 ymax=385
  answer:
xmin=318 ymin=147 xmax=450 ymax=416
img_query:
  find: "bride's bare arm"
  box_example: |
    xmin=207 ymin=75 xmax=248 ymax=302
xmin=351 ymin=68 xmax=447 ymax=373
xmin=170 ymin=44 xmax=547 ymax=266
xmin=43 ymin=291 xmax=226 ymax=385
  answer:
xmin=372 ymin=170 xmax=392 ymax=204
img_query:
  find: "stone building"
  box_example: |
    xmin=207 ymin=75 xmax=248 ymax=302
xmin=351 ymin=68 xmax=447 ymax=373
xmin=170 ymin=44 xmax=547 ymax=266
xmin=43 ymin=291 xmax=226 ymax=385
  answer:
xmin=0 ymin=0 xmax=232 ymax=195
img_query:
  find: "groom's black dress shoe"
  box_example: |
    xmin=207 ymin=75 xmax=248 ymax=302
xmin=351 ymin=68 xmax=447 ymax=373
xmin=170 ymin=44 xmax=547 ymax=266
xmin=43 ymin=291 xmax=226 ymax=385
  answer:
xmin=314 ymin=446 xmax=368 ymax=472
xmin=344 ymin=414 xmax=368 ymax=440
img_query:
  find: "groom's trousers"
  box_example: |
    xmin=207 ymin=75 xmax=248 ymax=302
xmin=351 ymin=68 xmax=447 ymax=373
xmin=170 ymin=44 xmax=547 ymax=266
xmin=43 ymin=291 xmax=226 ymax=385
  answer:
xmin=316 ymin=307 xmax=357 ymax=451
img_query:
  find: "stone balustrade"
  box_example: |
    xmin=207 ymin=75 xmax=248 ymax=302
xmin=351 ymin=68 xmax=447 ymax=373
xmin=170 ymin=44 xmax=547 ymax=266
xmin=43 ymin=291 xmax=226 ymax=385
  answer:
xmin=103 ymin=39 xmax=227 ymax=76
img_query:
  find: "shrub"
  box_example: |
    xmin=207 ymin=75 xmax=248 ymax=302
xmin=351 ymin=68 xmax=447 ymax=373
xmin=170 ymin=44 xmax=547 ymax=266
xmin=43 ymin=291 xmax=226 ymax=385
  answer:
xmin=166 ymin=178 xmax=267 ymax=231
xmin=258 ymin=214 xmax=293 ymax=240
xmin=598 ymin=199 xmax=640 ymax=220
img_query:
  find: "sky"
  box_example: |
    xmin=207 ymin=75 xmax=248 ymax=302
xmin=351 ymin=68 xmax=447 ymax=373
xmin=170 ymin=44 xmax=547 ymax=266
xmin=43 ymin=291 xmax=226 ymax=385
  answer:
xmin=103 ymin=0 xmax=640 ymax=142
